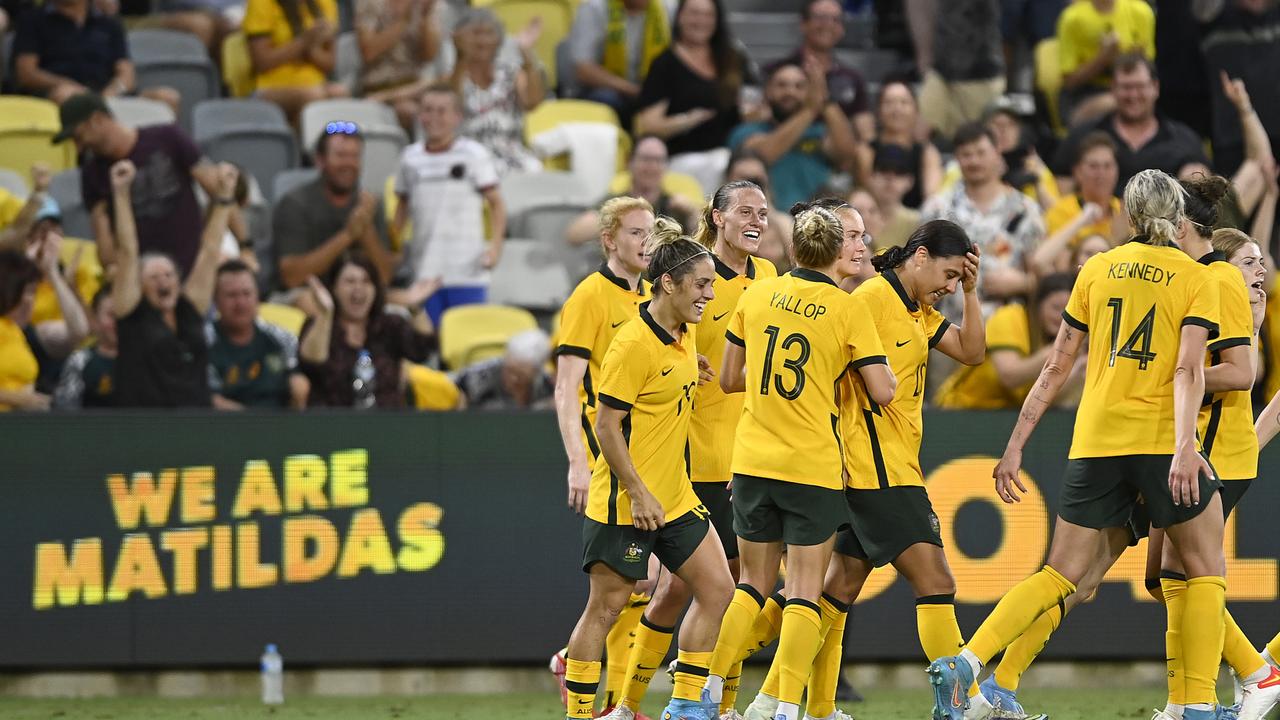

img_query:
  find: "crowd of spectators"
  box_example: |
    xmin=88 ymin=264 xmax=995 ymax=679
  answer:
xmin=2 ymin=0 xmax=1279 ymax=415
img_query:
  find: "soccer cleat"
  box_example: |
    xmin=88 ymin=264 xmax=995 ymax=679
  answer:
xmin=550 ymin=648 xmax=569 ymax=707
xmin=1232 ymin=667 xmax=1245 ymax=708
xmin=719 ymin=711 xmax=746 ymax=720
xmin=1219 ymin=704 xmax=1241 ymax=720
xmin=661 ymin=697 xmax=715 ymax=720
xmin=599 ymin=705 xmax=635 ymax=720
xmin=802 ymin=710 xmax=855 ymax=720
xmin=979 ymin=675 xmax=1028 ymax=719
xmin=743 ymin=693 xmax=781 ymax=720
xmin=1238 ymin=664 xmax=1280 ymax=720
xmin=928 ymin=656 xmax=976 ymax=720
xmin=1180 ymin=708 xmax=1220 ymax=720
xmin=1150 ymin=710 xmax=1180 ymax=720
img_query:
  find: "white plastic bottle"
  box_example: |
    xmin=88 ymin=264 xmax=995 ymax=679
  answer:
xmin=260 ymin=643 xmax=284 ymax=705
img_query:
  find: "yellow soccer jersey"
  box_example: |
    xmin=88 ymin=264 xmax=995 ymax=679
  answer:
xmin=728 ymin=268 xmax=888 ymax=490
xmin=1065 ymin=240 xmax=1221 ymax=459
xmin=842 ymin=271 xmax=950 ymax=489
xmin=555 ymin=264 xmax=651 ymax=459
xmin=1197 ymin=254 xmax=1257 ymax=480
xmin=689 ymin=254 xmax=778 ymax=483
xmin=588 ymin=303 xmax=701 ymax=526
xmin=935 ymin=303 xmax=1032 ymax=410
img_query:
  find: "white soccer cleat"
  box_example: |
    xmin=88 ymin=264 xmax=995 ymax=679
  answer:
xmin=720 ymin=711 xmax=746 ymax=720
xmin=600 ymin=705 xmax=637 ymax=720
xmin=802 ymin=710 xmax=854 ymax=720
xmin=742 ymin=693 xmax=780 ymax=720
xmin=1150 ymin=709 xmax=1180 ymax=720
xmin=963 ymin=691 xmax=994 ymax=720
xmin=1238 ymin=664 xmax=1280 ymax=720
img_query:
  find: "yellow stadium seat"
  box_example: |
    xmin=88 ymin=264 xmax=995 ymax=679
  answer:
xmin=258 ymin=302 xmax=307 ymax=336
xmin=473 ymin=0 xmax=574 ymax=88
xmin=222 ymin=32 xmax=256 ymax=98
xmin=1034 ymin=38 xmax=1065 ymax=137
xmin=59 ymin=237 xmax=103 ymax=296
xmin=439 ymin=304 xmax=537 ymax=370
xmin=0 ymin=96 xmax=77 ymax=178
xmin=404 ymin=362 xmax=462 ymax=410
xmin=608 ymin=170 xmax=706 ymax=209
xmin=524 ymin=99 xmax=631 ymax=172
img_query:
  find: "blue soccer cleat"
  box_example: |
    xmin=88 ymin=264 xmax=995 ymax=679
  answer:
xmin=928 ymin=655 xmax=976 ymax=720
xmin=662 ymin=697 xmax=715 ymax=720
xmin=1219 ymin=703 xmax=1241 ymax=720
xmin=979 ymin=675 xmax=1028 ymax=719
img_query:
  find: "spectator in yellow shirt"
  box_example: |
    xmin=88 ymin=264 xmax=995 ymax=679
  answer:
xmin=1057 ymin=0 xmax=1155 ymax=126
xmin=245 ymin=0 xmax=349 ymax=126
xmin=936 ymin=272 xmax=1081 ymax=409
xmin=1033 ymin=131 xmax=1126 ymax=275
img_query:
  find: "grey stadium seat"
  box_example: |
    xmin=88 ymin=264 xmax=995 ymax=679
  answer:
xmin=193 ymin=99 xmax=299 ymax=202
xmin=272 ymin=168 xmax=320 ymax=203
xmin=106 ymin=96 xmax=177 ymax=129
xmin=129 ymin=29 xmax=220 ymax=131
xmin=0 ymin=168 xmax=27 ymax=198
xmin=487 ymin=238 xmax=572 ymax=311
xmin=48 ymin=168 xmax=92 ymax=239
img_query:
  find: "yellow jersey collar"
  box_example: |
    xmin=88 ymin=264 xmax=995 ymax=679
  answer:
xmin=713 ymin=254 xmax=756 ymax=280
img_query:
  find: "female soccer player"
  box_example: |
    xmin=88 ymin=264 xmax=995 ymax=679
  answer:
xmin=552 ymin=196 xmax=655 ymax=709
xmin=700 ymin=205 xmax=897 ymax=720
xmin=739 ymin=217 xmax=987 ymax=720
xmin=607 ymin=180 xmax=778 ymax=720
xmin=929 ymin=169 xmax=1228 ymax=720
xmin=977 ymin=176 xmax=1274 ymax=720
xmin=562 ymin=219 xmax=735 ymax=720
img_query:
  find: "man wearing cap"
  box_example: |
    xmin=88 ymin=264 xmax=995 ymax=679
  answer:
xmin=55 ymin=93 xmax=226 ymax=278
xmin=12 ymin=0 xmax=178 ymax=109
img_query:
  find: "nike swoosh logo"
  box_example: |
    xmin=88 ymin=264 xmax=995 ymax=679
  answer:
xmin=611 ymin=320 xmax=625 ymax=328
xmin=577 ymin=699 xmax=593 ymax=705
xmin=896 ymin=339 xmax=911 ymax=347
xmin=661 ymin=367 xmax=674 ymax=376
xmin=950 ymin=666 xmax=964 ymax=708
xmin=713 ymin=311 xmax=729 ymax=321
xmin=1260 ymin=668 xmax=1280 ymax=688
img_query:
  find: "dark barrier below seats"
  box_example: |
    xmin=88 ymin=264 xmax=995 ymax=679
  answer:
xmin=0 ymin=411 xmax=1276 ymax=668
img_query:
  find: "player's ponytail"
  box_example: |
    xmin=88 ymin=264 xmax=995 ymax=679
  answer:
xmin=871 ymin=219 xmax=973 ymax=272
xmin=1124 ymin=169 xmax=1186 ymax=247
xmin=694 ymin=180 xmax=764 ymax=249
xmin=645 ymin=216 xmax=710 ymax=294
xmin=1181 ymin=173 xmax=1231 ymax=239
xmin=790 ymin=204 xmax=844 ymax=268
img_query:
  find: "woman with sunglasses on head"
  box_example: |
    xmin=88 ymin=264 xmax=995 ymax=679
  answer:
xmin=561 ymin=218 xmax=734 ymax=720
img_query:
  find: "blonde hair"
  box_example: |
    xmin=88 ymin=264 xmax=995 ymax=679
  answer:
xmin=599 ymin=195 xmax=654 ymax=252
xmin=1123 ymin=169 xmax=1187 ymax=247
xmin=791 ymin=205 xmax=844 ymax=267
xmin=1211 ymin=227 xmax=1257 ymax=259
xmin=645 ymin=216 xmax=710 ymax=294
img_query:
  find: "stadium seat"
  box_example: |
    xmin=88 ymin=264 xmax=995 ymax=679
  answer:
xmin=728 ymin=12 xmax=800 ymax=66
xmin=840 ymin=13 xmax=876 ymax=50
xmin=439 ymin=304 xmax=538 ymax=370
xmin=258 ymin=302 xmax=306 ymax=336
xmin=607 ymin=170 xmax=705 ymax=209
xmin=835 ymin=48 xmax=903 ymax=86
xmin=193 ymin=99 xmax=299 ymax=201
xmin=525 ymin=99 xmax=631 ymax=175
xmin=1035 ymin=38 xmax=1066 ymax=136
xmin=106 ymin=96 xmax=177 ymax=129
xmin=48 ymin=168 xmax=93 ymax=240
xmin=300 ymin=99 xmax=406 ymax=190
xmin=0 ymin=168 xmax=27 ymax=198
xmin=405 ymin=362 xmax=461 ymax=410
xmin=130 ymin=30 xmax=221 ymax=130
xmin=221 ymin=32 xmax=256 ymax=98
xmin=0 ymin=96 xmax=77 ymax=178
xmin=500 ymin=169 xmax=595 ymax=218
xmin=488 ymin=238 xmax=572 ymax=311
xmin=335 ymin=32 xmax=363 ymax=95
xmin=273 ymin=168 xmax=320 ymax=203
xmin=472 ymin=0 xmax=573 ymax=88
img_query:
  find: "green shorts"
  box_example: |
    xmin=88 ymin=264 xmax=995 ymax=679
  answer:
xmin=1061 ymin=454 xmax=1222 ymax=533
xmin=581 ymin=508 xmax=710 ymax=581
xmin=731 ymin=474 xmax=847 ymax=546
xmin=1128 ymin=476 xmax=1252 ymax=543
xmin=835 ymin=486 xmax=943 ymax=567
xmin=693 ymin=481 xmax=738 ymax=560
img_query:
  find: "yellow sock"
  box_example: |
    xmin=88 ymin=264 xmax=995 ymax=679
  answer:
xmin=761 ymin=595 xmax=841 ymax=700
xmin=994 ymin=600 xmax=1065 ymax=692
xmin=968 ymin=566 xmax=1076 ymax=665
xmin=775 ymin=600 xmax=825 ymax=706
xmin=805 ymin=595 xmax=849 ymax=720
xmin=672 ymin=650 xmax=712 ymax=702
xmin=1162 ymin=576 xmax=1188 ymax=706
xmin=1223 ymin=610 xmax=1268 ymax=679
xmin=709 ymin=585 xmax=765 ymax=678
xmin=721 ymin=661 xmax=743 ymax=715
xmin=621 ymin=616 xmax=674 ymax=710
xmin=916 ymin=594 xmax=965 ymax=661
xmin=1182 ymin=576 xmax=1227 ymax=707
xmin=566 ymin=658 xmax=601 ymax=720
xmin=603 ymin=594 xmax=647 ymax=707
xmin=740 ymin=592 xmax=786 ymax=663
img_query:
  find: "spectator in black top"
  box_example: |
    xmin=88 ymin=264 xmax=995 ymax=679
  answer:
xmin=56 ymin=94 xmax=232 ymax=279
xmin=855 ymin=80 xmax=943 ymax=209
xmin=766 ymin=0 xmax=874 ymax=140
xmin=1051 ymin=54 xmax=1208 ymax=195
xmin=12 ymin=0 xmax=179 ymax=109
xmin=110 ymin=159 xmax=239 ymax=408
xmin=1196 ymin=0 xmax=1280 ymax=176
xmin=634 ymin=0 xmax=757 ymax=193
xmin=54 ymin=285 xmax=118 ymax=409
xmin=207 ymin=260 xmax=310 ymax=410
